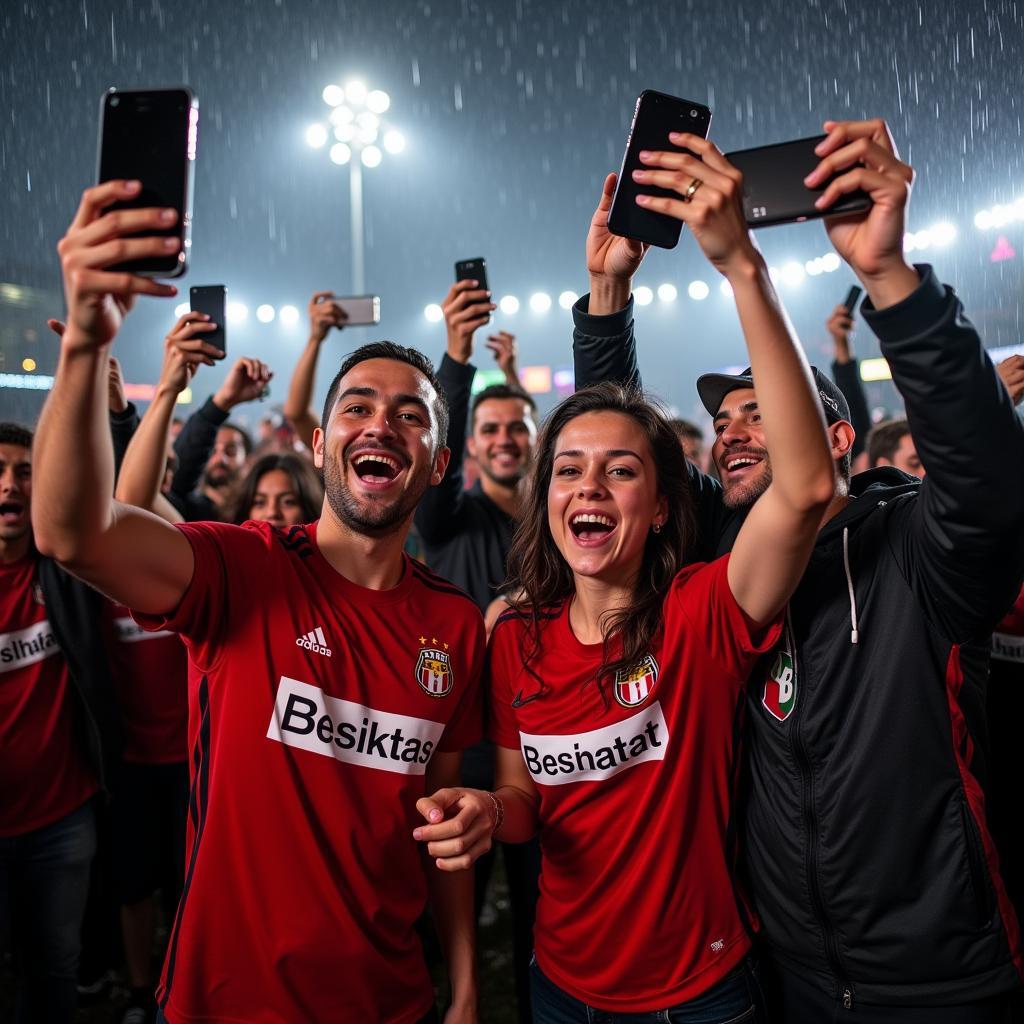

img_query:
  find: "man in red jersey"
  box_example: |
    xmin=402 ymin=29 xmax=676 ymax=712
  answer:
xmin=31 ymin=180 xmax=485 ymax=1024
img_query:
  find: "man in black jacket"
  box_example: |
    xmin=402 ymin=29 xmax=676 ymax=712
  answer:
xmin=570 ymin=119 xmax=1024 ymax=1019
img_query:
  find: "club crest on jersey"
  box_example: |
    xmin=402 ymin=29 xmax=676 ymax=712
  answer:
xmin=416 ymin=639 xmax=454 ymax=698
xmin=762 ymin=649 xmax=796 ymax=722
xmin=614 ymin=654 xmax=659 ymax=708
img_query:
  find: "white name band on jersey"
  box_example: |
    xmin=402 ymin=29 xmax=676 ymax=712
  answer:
xmin=266 ymin=677 xmax=446 ymax=775
xmin=520 ymin=701 xmax=669 ymax=785
xmin=0 ymin=620 xmax=59 ymax=673
xmin=113 ymin=616 xmax=173 ymax=643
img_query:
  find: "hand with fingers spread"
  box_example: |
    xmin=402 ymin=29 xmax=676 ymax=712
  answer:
xmin=442 ymin=279 xmax=496 ymax=364
xmin=632 ymin=134 xmax=760 ymax=279
xmin=56 ymin=180 xmax=179 ymax=350
xmin=997 ymin=354 xmax=1024 ymax=407
xmin=804 ymin=119 xmax=919 ymax=306
xmin=586 ymin=172 xmax=650 ymax=313
xmin=107 ymin=356 xmax=128 ymax=413
xmin=413 ymin=787 xmax=496 ymax=872
xmin=827 ymin=304 xmax=856 ymax=364
xmin=485 ymin=330 xmax=519 ymax=387
xmin=309 ymin=291 xmax=347 ymax=344
xmin=161 ymin=312 xmax=224 ymax=395
xmin=212 ymin=357 xmax=273 ymax=412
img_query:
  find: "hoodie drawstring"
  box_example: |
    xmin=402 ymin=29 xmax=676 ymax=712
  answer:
xmin=843 ymin=526 xmax=859 ymax=645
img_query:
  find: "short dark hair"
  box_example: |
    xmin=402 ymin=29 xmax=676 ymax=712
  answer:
xmin=321 ymin=341 xmax=450 ymax=447
xmin=667 ymin=418 xmax=703 ymax=443
xmin=221 ymin=422 xmax=253 ymax=457
xmin=0 ymin=423 xmax=33 ymax=448
xmin=867 ymin=418 xmax=911 ymax=468
xmin=471 ymin=383 xmax=537 ymax=424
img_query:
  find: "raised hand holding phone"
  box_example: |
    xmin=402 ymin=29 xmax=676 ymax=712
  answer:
xmin=309 ymin=291 xmax=347 ymax=343
xmin=586 ymin=172 xmax=649 ymax=314
xmin=441 ymin=279 xmax=495 ymax=364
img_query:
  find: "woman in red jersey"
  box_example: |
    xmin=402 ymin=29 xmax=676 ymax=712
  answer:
xmin=416 ymin=137 xmax=837 ymax=1022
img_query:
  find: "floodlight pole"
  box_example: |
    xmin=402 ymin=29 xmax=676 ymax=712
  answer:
xmin=349 ymin=158 xmax=365 ymax=295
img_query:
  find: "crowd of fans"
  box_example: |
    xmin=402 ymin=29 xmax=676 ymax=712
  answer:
xmin=2 ymin=116 xmax=1024 ymax=1024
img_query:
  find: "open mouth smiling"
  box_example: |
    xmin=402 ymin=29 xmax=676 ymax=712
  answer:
xmin=350 ymin=452 xmax=406 ymax=488
xmin=568 ymin=511 xmax=618 ymax=546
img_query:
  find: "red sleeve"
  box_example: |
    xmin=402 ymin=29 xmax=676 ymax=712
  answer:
xmin=437 ymin=613 xmax=486 ymax=752
xmin=131 ymin=521 xmax=265 ymax=671
xmin=486 ymin=617 xmax=525 ymax=750
xmin=669 ymin=555 xmax=783 ymax=683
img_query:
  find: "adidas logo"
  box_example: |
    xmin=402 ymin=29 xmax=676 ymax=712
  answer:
xmin=295 ymin=626 xmax=332 ymax=658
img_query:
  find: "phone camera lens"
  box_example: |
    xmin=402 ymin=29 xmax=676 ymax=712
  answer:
xmin=690 ymin=109 xmax=698 ymax=117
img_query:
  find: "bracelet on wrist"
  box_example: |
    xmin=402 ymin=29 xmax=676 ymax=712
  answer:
xmin=487 ymin=792 xmax=504 ymax=837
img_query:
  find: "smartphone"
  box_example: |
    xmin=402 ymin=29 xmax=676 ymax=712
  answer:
xmin=843 ymin=285 xmax=863 ymax=315
xmin=329 ymin=295 xmax=381 ymax=326
xmin=455 ymin=258 xmax=488 ymax=293
xmin=607 ymin=90 xmax=713 ymax=249
xmin=96 ymin=87 xmax=198 ymax=277
xmin=725 ymin=135 xmax=872 ymax=228
xmin=189 ymin=285 xmax=226 ymax=354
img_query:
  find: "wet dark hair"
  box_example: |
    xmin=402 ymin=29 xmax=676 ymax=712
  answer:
xmin=504 ymin=382 xmax=697 ymax=700
xmin=321 ymin=341 xmax=449 ymax=448
xmin=228 ymin=452 xmax=324 ymax=525
xmin=866 ymin=418 xmax=911 ymax=468
xmin=0 ymin=423 xmax=33 ymax=448
xmin=471 ymin=383 xmax=537 ymax=423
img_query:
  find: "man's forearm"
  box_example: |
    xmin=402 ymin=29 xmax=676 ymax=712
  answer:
xmin=33 ymin=341 xmax=116 ymax=560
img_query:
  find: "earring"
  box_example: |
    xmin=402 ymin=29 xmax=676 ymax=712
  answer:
xmin=653 ymin=523 xmax=662 ymax=534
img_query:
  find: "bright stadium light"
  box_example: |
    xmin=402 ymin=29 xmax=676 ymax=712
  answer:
xmin=357 ymin=123 xmax=379 ymax=145
xmin=367 ymin=90 xmax=391 ymax=114
xmin=382 ymin=130 xmax=405 ymax=154
xmin=322 ymin=84 xmax=345 ymax=107
xmin=279 ymin=305 xmax=300 ymax=326
xmin=720 ymin=280 xmax=734 ymax=297
xmin=333 ymin=124 xmax=356 ymax=143
xmin=529 ymin=292 xmax=552 ymax=313
xmin=634 ymin=286 xmax=654 ymax=306
xmin=558 ymin=290 xmax=579 ymax=309
xmin=821 ymin=252 xmax=841 ymax=272
xmin=330 ymin=143 xmax=352 ymax=165
xmin=931 ymin=222 xmax=957 ymax=247
xmin=329 ymin=105 xmax=354 ymax=125
xmin=781 ymin=261 xmax=806 ymax=286
xmin=360 ymin=145 xmax=383 ymax=168
xmin=805 ymin=257 xmax=823 ymax=276
xmin=305 ymin=124 xmax=328 ymax=148
xmin=688 ymin=280 xmax=710 ymax=301
xmin=175 ymin=301 xmax=191 ymax=317
xmin=499 ymin=295 xmax=520 ymax=314
xmin=424 ymin=303 xmax=444 ymax=322
xmin=256 ymin=304 xmax=276 ymax=323
xmin=226 ymin=302 xmax=248 ymax=323
xmin=657 ymin=283 xmax=678 ymax=302
xmin=345 ymin=80 xmax=368 ymax=107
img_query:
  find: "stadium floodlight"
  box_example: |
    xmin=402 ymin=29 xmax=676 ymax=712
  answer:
xmin=256 ymin=304 xmax=276 ymax=323
xmin=821 ymin=252 xmax=841 ymax=272
xmin=367 ymin=90 xmax=391 ymax=114
xmin=226 ymin=302 xmax=248 ymax=323
xmin=499 ymin=295 xmax=520 ymax=315
xmin=383 ymin=130 xmax=405 ymax=154
xmin=333 ymin=124 xmax=356 ymax=143
xmin=329 ymin=105 xmax=354 ymax=125
xmin=174 ymin=301 xmax=191 ymax=317
xmin=279 ymin=305 xmax=300 ymax=326
xmin=657 ymin=283 xmax=678 ymax=302
xmin=305 ymin=124 xmax=328 ymax=148
xmin=558 ymin=290 xmax=579 ymax=309
xmin=529 ymin=292 xmax=552 ymax=313
xmin=330 ymin=143 xmax=352 ymax=165
xmin=322 ymin=85 xmax=345 ymax=107
xmin=780 ymin=261 xmax=806 ymax=287
xmin=360 ymin=145 xmax=383 ymax=168
xmin=805 ymin=258 xmax=823 ymax=276
xmin=345 ymin=80 xmax=368 ymax=107
xmin=931 ymin=222 xmax=957 ymax=247
xmin=687 ymin=280 xmax=710 ymax=301
xmin=424 ymin=303 xmax=444 ymax=323
xmin=634 ymin=286 xmax=654 ymax=306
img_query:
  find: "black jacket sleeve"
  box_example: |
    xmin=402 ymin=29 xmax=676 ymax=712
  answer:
xmin=170 ymin=396 xmax=229 ymax=501
xmin=414 ymin=354 xmax=475 ymax=544
xmin=862 ymin=264 xmax=1024 ymax=640
xmin=109 ymin=402 xmax=140 ymax=482
xmin=570 ymin=292 xmax=732 ymax=562
xmin=830 ymin=359 xmax=871 ymax=458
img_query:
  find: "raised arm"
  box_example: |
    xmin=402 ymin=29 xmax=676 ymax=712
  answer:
xmin=31 ymin=182 xmax=195 ymax=615
xmin=635 ymin=137 xmax=834 ymax=623
xmin=413 ymin=280 xmax=495 ymax=544
xmin=282 ymin=291 xmax=346 ymax=450
xmin=116 ymin=312 xmax=221 ymax=524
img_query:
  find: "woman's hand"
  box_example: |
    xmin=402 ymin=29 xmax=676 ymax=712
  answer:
xmin=413 ymin=787 xmax=496 ymax=871
xmin=631 ymin=135 xmax=760 ymax=278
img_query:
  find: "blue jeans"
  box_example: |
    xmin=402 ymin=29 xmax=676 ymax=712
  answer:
xmin=530 ymin=955 xmax=765 ymax=1024
xmin=0 ymin=800 xmax=97 ymax=1024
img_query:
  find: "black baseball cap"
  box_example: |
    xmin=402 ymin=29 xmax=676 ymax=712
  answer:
xmin=696 ymin=366 xmax=851 ymax=426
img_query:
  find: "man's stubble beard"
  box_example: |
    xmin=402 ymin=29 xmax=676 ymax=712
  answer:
xmin=323 ymin=450 xmax=430 ymax=537
xmin=721 ymin=459 xmax=774 ymax=510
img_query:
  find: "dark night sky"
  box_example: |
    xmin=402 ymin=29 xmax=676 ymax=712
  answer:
xmin=2 ymin=0 xmax=1022 ymax=424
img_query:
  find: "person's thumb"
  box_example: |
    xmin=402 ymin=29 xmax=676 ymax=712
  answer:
xmin=415 ymin=788 xmax=461 ymax=824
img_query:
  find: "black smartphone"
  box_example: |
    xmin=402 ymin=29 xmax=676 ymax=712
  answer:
xmin=455 ymin=258 xmax=488 ymax=293
xmin=843 ymin=285 xmax=863 ymax=315
xmin=97 ymin=87 xmax=198 ymax=277
xmin=328 ymin=295 xmax=381 ymax=326
xmin=190 ymin=285 xmax=226 ymax=354
xmin=607 ymin=90 xmax=713 ymax=249
xmin=725 ymin=135 xmax=872 ymax=228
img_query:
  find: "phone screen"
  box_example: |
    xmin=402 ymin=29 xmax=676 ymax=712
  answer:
xmin=608 ymin=91 xmax=713 ymax=249
xmin=455 ymin=258 xmax=488 ymax=293
xmin=98 ymin=88 xmax=197 ymax=276
xmin=190 ymin=286 xmax=226 ymax=354
xmin=333 ymin=295 xmax=381 ymax=326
